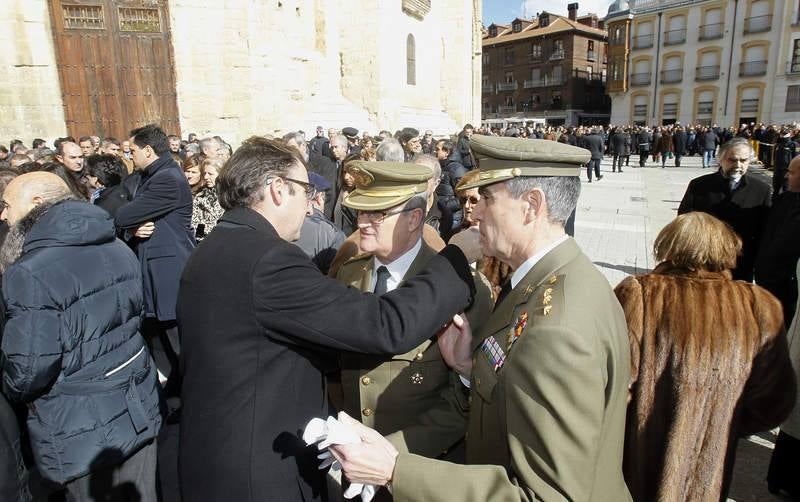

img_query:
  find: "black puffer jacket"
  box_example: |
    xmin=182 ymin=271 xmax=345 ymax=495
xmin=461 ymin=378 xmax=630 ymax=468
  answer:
xmin=437 ymin=155 xmax=468 ymax=235
xmin=1 ymin=199 xmax=161 ymax=484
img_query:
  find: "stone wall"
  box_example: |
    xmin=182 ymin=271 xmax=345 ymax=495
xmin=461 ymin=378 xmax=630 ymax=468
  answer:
xmin=0 ymin=0 xmax=66 ymax=142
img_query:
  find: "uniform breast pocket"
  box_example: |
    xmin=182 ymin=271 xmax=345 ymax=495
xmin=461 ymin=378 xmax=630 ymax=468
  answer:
xmin=472 ymin=360 xmax=499 ymax=404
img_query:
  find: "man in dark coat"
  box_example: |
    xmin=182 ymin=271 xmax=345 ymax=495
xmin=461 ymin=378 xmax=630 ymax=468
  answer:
xmin=116 ymin=124 xmax=195 ymax=390
xmin=636 ymin=128 xmax=652 ymax=167
xmin=1 ymin=172 xmax=161 ymax=498
xmin=177 ymin=138 xmax=478 ymax=502
xmin=678 ymin=138 xmax=772 ymax=282
xmin=672 ymin=125 xmax=688 ymax=167
xmin=583 ymin=128 xmax=605 ymax=182
xmin=700 ymin=127 xmax=719 ymax=168
xmin=610 ymin=127 xmax=626 ymax=173
xmin=435 ymin=139 xmax=467 ymax=237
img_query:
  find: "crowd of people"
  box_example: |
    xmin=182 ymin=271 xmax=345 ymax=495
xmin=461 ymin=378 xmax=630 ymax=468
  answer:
xmin=0 ymin=120 xmax=797 ymax=502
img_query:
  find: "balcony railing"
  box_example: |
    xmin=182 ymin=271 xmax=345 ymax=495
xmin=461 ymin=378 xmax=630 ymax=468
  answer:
xmin=550 ymin=50 xmax=565 ymax=60
xmin=698 ymin=23 xmax=723 ymax=41
xmin=660 ymin=69 xmax=683 ymax=83
xmin=497 ymin=81 xmax=518 ymax=91
xmin=663 ymin=28 xmax=687 ymax=45
xmin=498 ymin=105 xmax=517 ymax=114
xmin=630 ymin=72 xmax=652 ymax=86
xmin=740 ymin=60 xmax=768 ymax=77
xmin=663 ymin=103 xmax=678 ymax=116
xmin=572 ymin=69 xmax=606 ymax=82
xmin=744 ymin=15 xmax=772 ymax=34
xmin=695 ymin=65 xmax=720 ymax=81
xmin=529 ymin=52 xmax=543 ymax=62
xmin=740 ymin=99 xmax=759 ymax=113
xmin=698 ymin=101 xmax=714 ymax=115
xmin=632 ymin=34 xmax=654 ymax=49
xmin=633 ymin=105 xmax=648 ymax=117
xmin=523 ymin=76 xmax=567 ymax=88
xmin=788 ymin=60 xmax=800 ymax=74
xmin=481 ymin=83 xmax=494 ymax=93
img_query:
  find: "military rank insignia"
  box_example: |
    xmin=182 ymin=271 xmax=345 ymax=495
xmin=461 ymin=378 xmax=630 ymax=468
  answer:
xmin=481 ymin=337 xmax=506 ymax=372
xmin=506 ymin=311 xmax=528 ymax=349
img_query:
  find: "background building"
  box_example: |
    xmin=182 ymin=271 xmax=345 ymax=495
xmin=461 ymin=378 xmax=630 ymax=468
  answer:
xmin=0 ymin=0 xmax=482 ymax=143
xmin=481 ymin=3 xmax=610 ymax=128
xmin=605 ymin=0 xmax=800 ymax=127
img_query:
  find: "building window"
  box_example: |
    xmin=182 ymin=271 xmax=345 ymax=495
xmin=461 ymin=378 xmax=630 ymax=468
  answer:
xmin=406 ymin=34 xmax=416 ymax=85
xmin=611 ymin=57 xmax=624 ymax=81
xmin=551 ymin=40 xmax=564 ymax=60
xmin=504 ymin=47 xmax=515 ymax=65
xmin=531 ymin=43 xmax=542 ymax=60
xmin=792 ymin=39 xmax=800 ymax=73
xmin=513 ymin=20 xmax=522 ymax=33
xmin=587 ymin=41 xmax=595 ymax=61
xmin=119 ymin=7 xmax=161 ymax=32
xmin=786 ymin=85 xmax=800 ymax=112
xmin=540 ymin=14 xmax=550 ymax=27
xmin=483 ymin=53 xmax=490 ymax=66
xmin=489 ymin=26 xmax=497 ymax=37
xmin=505 ymin=72 xmax=514 ymax=84
xmin=634 ymin=104 xmax=647 ymax=117
xmin=63 ymin=5 xmax=105 ymax=30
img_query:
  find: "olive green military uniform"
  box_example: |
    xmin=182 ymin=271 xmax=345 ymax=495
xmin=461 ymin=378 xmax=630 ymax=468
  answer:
xmin=388 ymin=136 xmax=633 ymax=502
xmin=333 ymin=161 xmax=493 ymax=459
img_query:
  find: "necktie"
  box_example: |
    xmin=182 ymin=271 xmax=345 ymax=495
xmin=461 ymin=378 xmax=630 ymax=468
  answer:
xmin=494 ymin=281 xmax=512 ymax=311
xmin=374 ymin=266 xmax=391 ymax=296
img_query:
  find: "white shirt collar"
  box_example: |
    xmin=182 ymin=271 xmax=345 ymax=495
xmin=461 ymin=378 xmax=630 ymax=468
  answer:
xmin=371 ymin=238 xmax=423 ymax=293
xmin=510 ymin=235 xmax=570 ymax=289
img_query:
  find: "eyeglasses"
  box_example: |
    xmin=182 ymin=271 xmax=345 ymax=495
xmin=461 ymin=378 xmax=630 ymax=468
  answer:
xmin=267 ymin=176 xmax=318 ymax=200
xmin=458 ymin=196 xmax=480 ymax=205
xmin=0 ymin=200 xmax=8 ymax=212
xmin=357 ymin=207 xmax=417 ymax=224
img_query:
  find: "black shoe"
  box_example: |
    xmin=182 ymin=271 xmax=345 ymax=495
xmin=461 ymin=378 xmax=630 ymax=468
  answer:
xmin=587 ymin=179 xmax=592 ymax=183
xmin=597 ymin=175 xmax=603 ymax=181
xmin=619 ymin=169 xmax=623 ymax=173
xmin=612 ymin=169 xmax=616 ymax=173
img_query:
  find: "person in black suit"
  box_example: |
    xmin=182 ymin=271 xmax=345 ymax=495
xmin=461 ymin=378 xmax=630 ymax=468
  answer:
xmin=583 ymin=128 xmax=605 ymax=183
xmin=85 ymin=153 xmax=131 ymax=218
xmin=115 ymin=124 xmax=196 ymax=389
xmin=678 ymin=137 xmax=771 ymax=282
xmin=177 ymin=137 xmax=478 ymax=502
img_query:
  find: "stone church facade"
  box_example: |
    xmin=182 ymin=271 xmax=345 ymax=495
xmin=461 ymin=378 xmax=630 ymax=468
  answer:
xmin=0 ymin=0 xmax=482 ymax=143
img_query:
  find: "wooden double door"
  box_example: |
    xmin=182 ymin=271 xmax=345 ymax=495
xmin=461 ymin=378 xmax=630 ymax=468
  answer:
xmin=49 ymin=0 xmax=180 ymax=139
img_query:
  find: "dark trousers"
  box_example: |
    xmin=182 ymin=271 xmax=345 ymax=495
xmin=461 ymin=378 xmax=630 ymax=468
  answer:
xmin=586 ymin=159 xmax=601 ymax=180
xmin=142 ymin=319 xmax=181 ymax=398
xmin=639 ymin=150 xmax=649 ymax=166
xmin=768 ymin=431 xmax=800 ymax=499
xmin=612 ymin=155 xmax=623 ymax=172
xmin=65 ymin=441 xmax=157 ymax=502
xmin=674 ymin=154 xmax=682 ymax=167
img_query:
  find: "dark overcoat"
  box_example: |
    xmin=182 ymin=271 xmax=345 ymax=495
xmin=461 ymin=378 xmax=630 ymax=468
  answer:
xmin=115 ymin=155 xmax=195 ymax=321
xmin=678 ymin=171 xmax=772 ymax=281
xmin=177 ymin=208 xmax=474 ymax=502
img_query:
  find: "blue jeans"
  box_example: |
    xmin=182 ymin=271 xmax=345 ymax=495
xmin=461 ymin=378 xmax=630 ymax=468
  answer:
xmin=703 ymin=149 xmax=714 ymax=168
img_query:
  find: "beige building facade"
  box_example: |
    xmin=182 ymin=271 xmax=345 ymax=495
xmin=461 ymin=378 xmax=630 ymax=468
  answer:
xmin=605 ymin=0 xmax=799 ymax=127
xmin=0 ymin=0 xmax=482 ymax=144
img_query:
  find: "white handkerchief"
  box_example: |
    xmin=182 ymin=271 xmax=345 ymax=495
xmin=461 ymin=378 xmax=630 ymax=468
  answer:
xmin=302 ymin=416 xmax=378 ymax=502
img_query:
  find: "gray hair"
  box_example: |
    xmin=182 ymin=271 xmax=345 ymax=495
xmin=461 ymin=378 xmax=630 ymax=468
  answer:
xmin=412 ymin=153 xmax=441 ymax=181
xmin=185 ymin=143 xmax=201 ymax=155
xmin=503 ymin=176 xmax=581 ymax=226
xmin=199 ymin=137 xmax=222 ymax=155
xmin=331 ymin=135 xmax=348 ymax=148
xmin=376 ymin=138 xmax=404 ymax=162
xmin=718 ymin=137 xmax=754 ymax=159
xmin=282 ymin=131 xmax=306 ymax=149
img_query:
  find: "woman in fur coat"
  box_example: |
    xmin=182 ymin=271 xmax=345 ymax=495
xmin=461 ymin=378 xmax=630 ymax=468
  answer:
xmin=614 ymin=211 xmax=796 ymax=501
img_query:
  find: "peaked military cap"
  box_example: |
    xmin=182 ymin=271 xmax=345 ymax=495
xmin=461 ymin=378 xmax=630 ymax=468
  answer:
xmin=343 ymin=161 xmax=431 ymax=211
xmin=342 ymin=127 xmax=359 ymax=139
xmin=460 ymin=135 xmax=591 ymax=190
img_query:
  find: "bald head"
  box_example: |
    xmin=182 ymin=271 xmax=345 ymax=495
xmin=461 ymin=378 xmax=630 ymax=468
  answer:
xmin=2 ymin=172 xmax=71 ymax=225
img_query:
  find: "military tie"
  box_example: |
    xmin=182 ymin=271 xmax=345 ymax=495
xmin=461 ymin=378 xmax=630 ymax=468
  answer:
xmin=374 ymin=266 xmax=391 ymax=296
xmin=493 ymin=281 xmax=512 ymax=311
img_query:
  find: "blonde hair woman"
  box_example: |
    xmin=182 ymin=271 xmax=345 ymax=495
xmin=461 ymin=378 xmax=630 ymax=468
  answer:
xmin=615 ymin=211 xmax=796 ymax=502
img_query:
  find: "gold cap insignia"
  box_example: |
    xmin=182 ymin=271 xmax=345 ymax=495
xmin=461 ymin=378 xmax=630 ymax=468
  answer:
xmin=347 ymin=165 xmax=374 ymax=188
xmin=548 ymin=275 xmax=558 ymax=284
xmin=511 ymin=167 xmax=522 ymax=177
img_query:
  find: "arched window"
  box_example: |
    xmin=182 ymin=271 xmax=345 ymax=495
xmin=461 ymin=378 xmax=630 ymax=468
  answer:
xmin=407 ymin=34 xmax=416 ymax=85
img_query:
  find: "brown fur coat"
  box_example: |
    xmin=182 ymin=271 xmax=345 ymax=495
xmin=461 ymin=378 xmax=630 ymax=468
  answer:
xmin=615 ymin=264 xmax=796 ymax=502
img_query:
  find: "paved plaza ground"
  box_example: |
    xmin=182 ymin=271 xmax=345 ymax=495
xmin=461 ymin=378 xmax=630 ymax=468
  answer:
xmin=574 ymin=153 xmax=790 ymax=502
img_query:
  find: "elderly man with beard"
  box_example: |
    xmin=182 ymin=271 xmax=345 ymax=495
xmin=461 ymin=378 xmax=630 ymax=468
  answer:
xmin=177 ymin=137 xmax=482 ymax=502
xmin=679 ymin=137 xmax=772 ymax=282
xmin=0 ymin=172 xmax=161 ymax=500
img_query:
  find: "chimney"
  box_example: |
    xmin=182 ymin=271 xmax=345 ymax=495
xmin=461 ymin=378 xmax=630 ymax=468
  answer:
xmin=568 ymin=2 xmax=579 ymax=21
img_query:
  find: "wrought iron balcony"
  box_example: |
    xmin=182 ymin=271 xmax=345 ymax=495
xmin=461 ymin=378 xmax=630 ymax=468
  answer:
xmin=740 ymin=99 xmax=759 ymax=113
xmin=744 ymin=15 xmax=772 ymax=34
xmin=497 ymin=81 xmax=518 ymax=91
xmin=697 ymin=101 xmax=714 ymax=114
xmin=632 ymin=34 xmax=654 ymax=49
xmin=663 ymin=29 xmax=687 ymax=46
xmin=550 ymin=50 xmax=565 ymax=61
xmin=660 ymin=69 xmax=683 ymax=84
xmin=739 ymin=61 xmax=767 ymax=77
xmin=698 ymin=23 xmax=723 ymax=41
xmin=523 ymin=76 xmax=566 ymax=88
xmin=481 ymin=83 xmax=494 ymax=93
xmin=695 ymin=65 xmax=720 ymax=81
xmin=498 ymin=105 xmax=517 ymax=114
xmin=630 ymin=72 xmax=652 ymax=86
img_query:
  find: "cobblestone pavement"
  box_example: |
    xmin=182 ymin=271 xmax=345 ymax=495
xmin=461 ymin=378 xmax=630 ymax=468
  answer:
xmin=574 ymin=153 xmax=791 ymax=502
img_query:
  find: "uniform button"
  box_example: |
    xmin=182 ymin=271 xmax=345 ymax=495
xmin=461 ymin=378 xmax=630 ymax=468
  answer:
xmin=414 ymin=352 xmax=424 ymax=361
xmin=362 ymin=408 xmax=373 ymax=417
xmin=361 ymin=376 xmax=371 ymax=386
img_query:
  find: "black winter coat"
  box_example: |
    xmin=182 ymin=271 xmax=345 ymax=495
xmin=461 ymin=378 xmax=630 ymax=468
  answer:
xmin=437 ymin=156 xmax=468 ymax=235
xmin=700 ymin=131 xmax=718 ymax=151
xmin=610 ymin=132 xmax=626 ymax=155
xmin=1 ymin=200 xmax=161 ymax=484
xmin=678 ymin=171 xmax=772 ymax=281
xmin=583 ymin=133 xmax=605 ymax=160
xmin=755 ymin=192 xmax=800 ymax=326
xmin=672 ymin=130 xmax=688 ymax=154
xmin=177 ymin=208 xmax=475 ymax=502
xmin=116 ymin=155 xmax=196 ymax=321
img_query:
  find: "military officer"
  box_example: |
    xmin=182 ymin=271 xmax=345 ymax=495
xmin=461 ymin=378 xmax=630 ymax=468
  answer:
xmin=332 ymin=161 xmax=493 ymax=462
xmin=329 ymin=136 xmax=633 ymax=502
